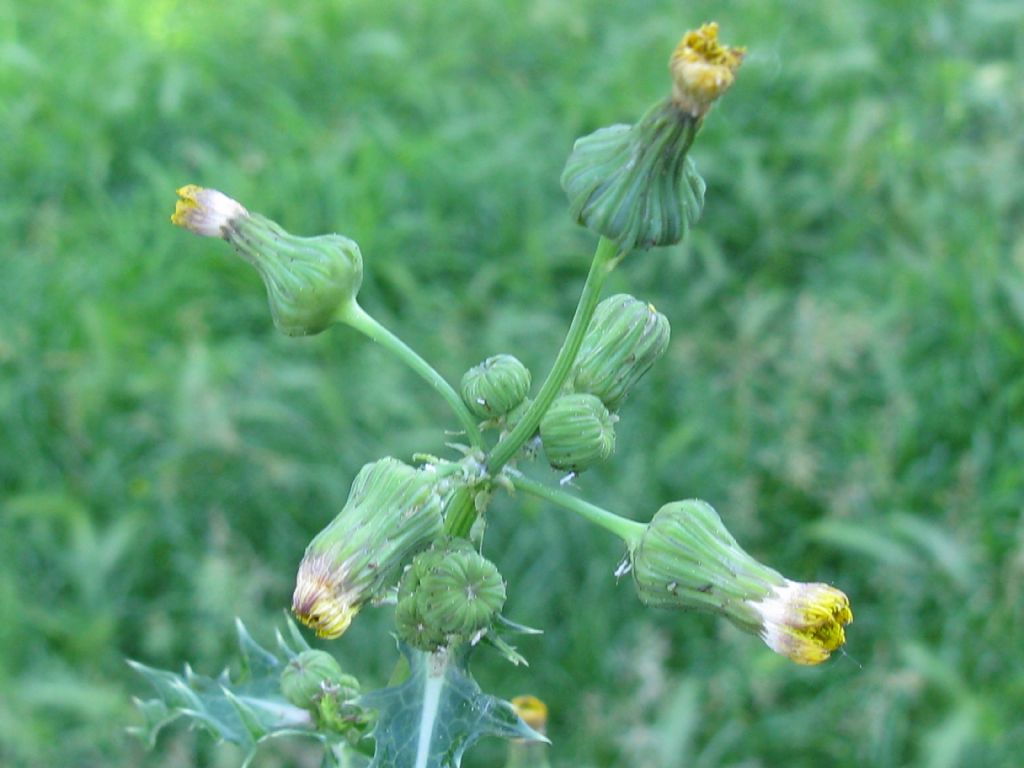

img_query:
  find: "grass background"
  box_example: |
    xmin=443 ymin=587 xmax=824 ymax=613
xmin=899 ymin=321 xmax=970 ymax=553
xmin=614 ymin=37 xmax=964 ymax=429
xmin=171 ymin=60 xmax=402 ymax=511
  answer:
xmin=2 ymin=0 xmax=1023 ymax=765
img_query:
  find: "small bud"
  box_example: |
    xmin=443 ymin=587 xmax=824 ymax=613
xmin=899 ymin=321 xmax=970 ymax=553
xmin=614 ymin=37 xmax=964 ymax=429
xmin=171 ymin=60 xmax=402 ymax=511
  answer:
xmin=461 ymin=355 xmax=532 ymax=419
xmin=279 ymin=650 xmax=370 ymax=740
xmin=171 ymin=185 xmax=363 ymax=336
xmin=630 ymin=500 xmax=852 ymax=664
xmin=396 ymin=539 xmax=506 ymax=650
xmin=280 ymin=650 xmax=355 ymax=709
xmin=394 ymin=591 xmax=449 ymax=652
xmin=669 ymin=22 xmax=746 ymax=119
xmin=292 ymin=458 xmax=444 ymax=639
xmin=539 ymin=393 xmax=616 ymax=472
xmin=571 ymin=294 xmax=670 ymax=411
xmin=561 ymin=24 xmax=743 ymax=251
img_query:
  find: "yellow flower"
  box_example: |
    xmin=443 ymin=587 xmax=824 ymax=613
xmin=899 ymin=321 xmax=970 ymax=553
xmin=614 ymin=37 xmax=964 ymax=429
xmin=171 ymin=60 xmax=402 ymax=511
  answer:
xmin=510 ymin=696 xmax=548 ymax=735
xmin=669 ymin=22 xmax=746 ymax=117
xmin=291 ymin=552 xmax=362 ymax=639
xmin=170 ymin=185 xmax=248 ymax=238
xmin=748 ymin=581 xmax=853 ymax=665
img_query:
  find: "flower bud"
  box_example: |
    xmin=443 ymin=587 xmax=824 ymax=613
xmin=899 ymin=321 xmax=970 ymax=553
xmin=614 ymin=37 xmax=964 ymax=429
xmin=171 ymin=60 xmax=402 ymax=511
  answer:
xmin=396 ymin=539 xmax=506 ymax=650
xmin=461 ymin=355 xmax=532 ymax=419
xmin=172 ymin=185 xmax=362 ymax=336
xmin=561 ymin=24 xmax=743 ymax=251
xmin=539 ymin=393 xmax=616 ymax=472
xmin=630 ymin=500 xmax=852 ymax=664
xmin=571 ymin=294 xmax=670 ymax=411
xmin=292 ymin=458 xmax=444 ymax=639
xmin=280 ymin=650 xmax=356 ymax=709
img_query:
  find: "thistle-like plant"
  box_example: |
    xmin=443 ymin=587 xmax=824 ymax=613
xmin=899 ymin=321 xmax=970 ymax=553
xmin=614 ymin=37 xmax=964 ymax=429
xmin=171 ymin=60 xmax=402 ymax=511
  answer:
xmin=135 ymin=22 xmax=852 ymax=767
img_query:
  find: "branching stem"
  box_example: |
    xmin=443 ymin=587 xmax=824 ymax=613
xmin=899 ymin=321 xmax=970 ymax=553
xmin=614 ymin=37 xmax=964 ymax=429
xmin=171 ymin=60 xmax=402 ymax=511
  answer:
xmin=511 ymin=474 xmax=645 ymax=548
xmin=486 ymin=237 xmax=623 ymax=473
xmin=339 ymin=302 xmax=483 ymax=447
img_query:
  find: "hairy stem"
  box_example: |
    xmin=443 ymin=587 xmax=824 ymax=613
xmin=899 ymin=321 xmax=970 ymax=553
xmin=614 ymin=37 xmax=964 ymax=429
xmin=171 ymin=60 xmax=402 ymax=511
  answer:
xmin=486 ymin=237 xmax=622 ymax=472
xmin=511 ymin=474 xmax=645 ymax=547
xmin=339 ymin=302 xmax=483 ymax=447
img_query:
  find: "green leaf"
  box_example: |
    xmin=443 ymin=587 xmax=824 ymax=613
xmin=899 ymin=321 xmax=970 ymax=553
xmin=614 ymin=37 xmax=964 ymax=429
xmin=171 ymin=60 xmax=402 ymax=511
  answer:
xmin=129 ymin=618 xmax=364 ymax=767
xmin=361 ymin=644 xmax=547 ymax=768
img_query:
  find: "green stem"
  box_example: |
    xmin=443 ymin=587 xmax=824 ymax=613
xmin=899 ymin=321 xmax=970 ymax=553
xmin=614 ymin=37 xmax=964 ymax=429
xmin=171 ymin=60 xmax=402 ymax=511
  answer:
xmin=486 ymin=237 xmax=623 ymax=472
xmin=338 ymin=302 xmax=483 ymax=447
xmin=511 ymin=474 xmax=644 ymax=547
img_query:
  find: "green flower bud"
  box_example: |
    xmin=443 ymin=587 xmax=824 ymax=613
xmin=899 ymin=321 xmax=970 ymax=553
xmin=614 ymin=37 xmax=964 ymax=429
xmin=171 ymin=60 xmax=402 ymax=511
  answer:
xmin=539 ymin=393 xmax=616 ymax=472
xmin=560 ymin=25 xmax=743 ymax=251
xmin=561 ymin=105 xmax=704 ymax=251
xmin=280 ymin=650 xmax=356 ymax=709
xmin=172 ymin=185 xmax=362 ymax=336
xmin=292 ymin=458 xmax=443 ymax=639
xmin=630 ymin=500 xmax=853 ymax=665
xmin=461 ymin=354 xmax=532 ymax=419
xmin=571 ymin=294 xmax=670 ymax=411
xmin=396 ymin=540 xmax=506 ymax=650
xmin=394 ymin=593 xmax=448 ymax=652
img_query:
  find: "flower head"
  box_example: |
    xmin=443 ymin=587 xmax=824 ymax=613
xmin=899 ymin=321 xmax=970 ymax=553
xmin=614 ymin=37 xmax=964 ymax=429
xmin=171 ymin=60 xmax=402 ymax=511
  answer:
xmin=669 ymin=22 xmax=746 ymax=118
xmin=292 ymin=552 xmax=363 ymax=639
xmin=747 ymin=580 xmax=853 ymax=665
xmin=561 ymin=23 xmax=743 ymax=251
xmin=170 ymin=184 xmax=362 ymax=336
xmin=171 ymin=185 xmax=248 ymax=238
xmin=292 ymin=458 xmax=444 ymax=639
xmin=630 ymin=500 xmax=852 ymax=665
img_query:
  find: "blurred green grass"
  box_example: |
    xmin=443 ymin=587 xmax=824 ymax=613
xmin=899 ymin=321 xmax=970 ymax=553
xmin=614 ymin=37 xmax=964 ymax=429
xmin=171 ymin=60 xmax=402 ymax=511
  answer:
xmin=2 ymin=0 xmax=1023 ymax=765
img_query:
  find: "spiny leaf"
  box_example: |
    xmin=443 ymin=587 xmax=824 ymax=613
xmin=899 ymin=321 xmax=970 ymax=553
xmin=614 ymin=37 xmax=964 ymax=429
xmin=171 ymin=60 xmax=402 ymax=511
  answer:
xmin=361 ymin=644 xmax=547 ymax=768
xmin=129 ymin=619 xmax=366 ymax=766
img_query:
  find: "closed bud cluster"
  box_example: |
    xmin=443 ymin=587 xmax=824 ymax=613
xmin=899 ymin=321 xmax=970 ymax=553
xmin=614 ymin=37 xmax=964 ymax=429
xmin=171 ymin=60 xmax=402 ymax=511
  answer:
xmin=280 ymin=650 xmax=369 ymax=740
xmin=539 ymin=393 xmax=616 ymax=472
xmin=292 ymin=458 xmax=443 ymax=639
xmin=172 ymin=185 xmax=362 ymax=336
xmin=280 ymin=650 xmax=358 ymax=710
xmin=561 ymin=23 xmax=742 ymax=251
xmin=571 ymin=294 xmax=670 ymax=411
xmin=461 ymin=354 xmax=532 ymax=420
xmin=395 ymin=539 xmax=506 ymax=651
xmin=630 ymin=500 xmax=852 ymax=665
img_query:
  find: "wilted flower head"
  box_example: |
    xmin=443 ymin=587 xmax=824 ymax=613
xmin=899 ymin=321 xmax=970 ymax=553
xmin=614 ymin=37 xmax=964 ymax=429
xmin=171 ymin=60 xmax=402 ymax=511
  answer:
xmin=669 ymin=22 xmax=746 ymax=118
xmin=561 ymin=23 xmax=743 ymax=251
xmin=171 ymin=185 xmax=363 ymax=336
xmin=747 ymin=580 xmax=853 ymax=665
xmin=292 ymin=458 xmax=444 ymax=639
xmin=630 ymin=499 xmax=852 ymax=665
xmin=292 ymin=553 xmax=364 ymax=639
xmin=171 ymin=185 xmax=248 ymax=238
